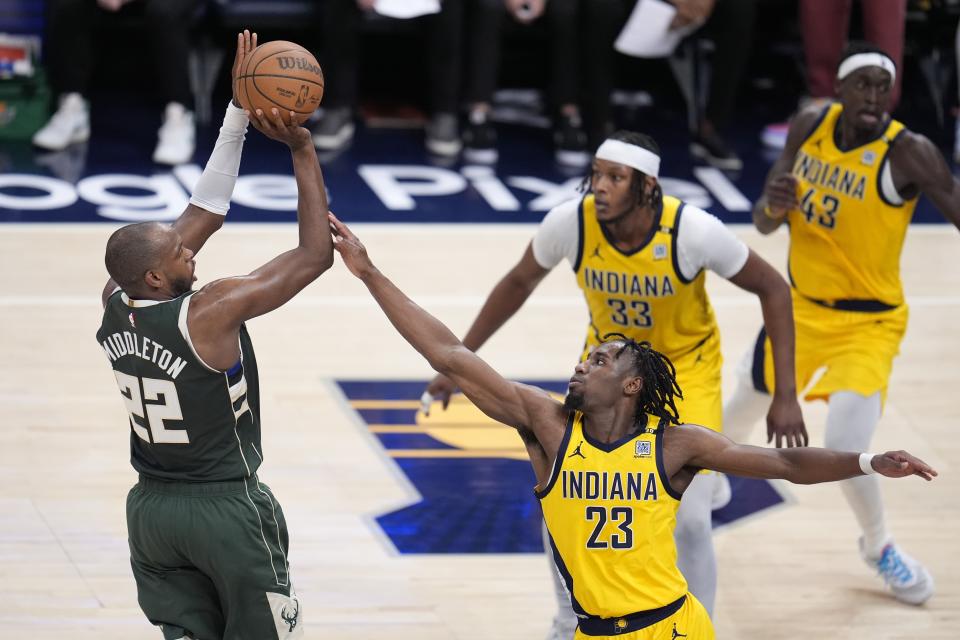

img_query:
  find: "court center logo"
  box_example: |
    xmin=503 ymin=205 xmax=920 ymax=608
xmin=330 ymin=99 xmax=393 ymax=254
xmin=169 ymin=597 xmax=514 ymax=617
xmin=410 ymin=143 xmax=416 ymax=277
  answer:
xmin=337 ymin=380 xmax=789 ymax=554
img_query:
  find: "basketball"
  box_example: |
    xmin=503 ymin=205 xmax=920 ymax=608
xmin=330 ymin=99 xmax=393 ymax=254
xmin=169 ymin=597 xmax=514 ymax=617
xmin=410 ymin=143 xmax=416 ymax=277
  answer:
xmin=236 ymin=40 xmax=324 ymax=125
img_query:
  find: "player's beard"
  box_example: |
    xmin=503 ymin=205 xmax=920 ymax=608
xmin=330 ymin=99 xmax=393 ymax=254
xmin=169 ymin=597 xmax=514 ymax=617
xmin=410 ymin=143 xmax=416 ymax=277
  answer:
xmin=170 ymin=276 xmax=194 ymax=297
xmin=563 ymin=391 xmax=584 ymax=412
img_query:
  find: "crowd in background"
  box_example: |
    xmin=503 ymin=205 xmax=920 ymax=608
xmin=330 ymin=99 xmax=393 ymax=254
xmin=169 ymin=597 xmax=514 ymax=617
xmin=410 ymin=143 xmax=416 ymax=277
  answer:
xmin=28 ymin=0 xmax=959 ymax=170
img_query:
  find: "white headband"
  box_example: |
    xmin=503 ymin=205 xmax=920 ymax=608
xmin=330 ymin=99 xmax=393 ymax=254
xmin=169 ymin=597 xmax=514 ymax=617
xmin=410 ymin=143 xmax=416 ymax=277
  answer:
xmin=837 ymin=52 xmax=896 ymax=83
xmin=595 ymin=139 xmax=660 ymax=178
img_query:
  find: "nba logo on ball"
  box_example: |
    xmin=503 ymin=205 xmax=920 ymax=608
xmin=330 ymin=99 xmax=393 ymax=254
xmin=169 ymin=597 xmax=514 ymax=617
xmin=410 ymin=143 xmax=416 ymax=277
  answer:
xmin=635 ymin=441 xmax=651 ymax=458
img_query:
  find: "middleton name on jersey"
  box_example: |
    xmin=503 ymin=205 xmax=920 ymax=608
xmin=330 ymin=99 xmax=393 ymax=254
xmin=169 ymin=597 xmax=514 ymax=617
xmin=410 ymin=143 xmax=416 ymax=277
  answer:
xmin=100 ymin=330 xmax=188 ymax=379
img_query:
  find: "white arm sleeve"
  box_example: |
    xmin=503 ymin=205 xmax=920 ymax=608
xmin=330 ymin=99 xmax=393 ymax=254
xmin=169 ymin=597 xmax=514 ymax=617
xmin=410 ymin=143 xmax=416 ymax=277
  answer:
xmin=531 ymin=198 xmax=581 ymax=269
xmin=675 ymin=205 xmax=750 ymax=280
xmin=188 ymin=102 xmax=250 ymax=215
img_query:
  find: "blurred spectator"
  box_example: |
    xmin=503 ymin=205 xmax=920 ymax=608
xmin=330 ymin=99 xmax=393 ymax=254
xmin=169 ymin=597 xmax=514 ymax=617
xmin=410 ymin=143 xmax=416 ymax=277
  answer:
xmin=581 ymin=0 xmax=756 ymax=170
xmin=32 ymin=0 xmax=203 ymax=165
xmin=462 ymin=0 xmax=588 ymax=166
xmin=312 ymin=0 xmax=465 ymax=157
xmin=677 ymin=0 xmax=758 ymax=170
xmin=763 ymin=0 xmax=906 ymax=149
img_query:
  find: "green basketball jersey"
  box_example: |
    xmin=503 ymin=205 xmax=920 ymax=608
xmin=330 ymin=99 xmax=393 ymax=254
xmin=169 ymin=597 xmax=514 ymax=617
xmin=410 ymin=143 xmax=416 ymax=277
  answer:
xmin=96 ymin=289 xmax=262 ymax=482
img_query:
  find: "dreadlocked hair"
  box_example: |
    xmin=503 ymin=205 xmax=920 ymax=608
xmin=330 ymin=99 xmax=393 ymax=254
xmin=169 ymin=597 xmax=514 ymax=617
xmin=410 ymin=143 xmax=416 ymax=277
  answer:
xmin=579 ymin=130 xmax=663 ymax=211
xmin=603 ymin=333 xmax=683 ymax=427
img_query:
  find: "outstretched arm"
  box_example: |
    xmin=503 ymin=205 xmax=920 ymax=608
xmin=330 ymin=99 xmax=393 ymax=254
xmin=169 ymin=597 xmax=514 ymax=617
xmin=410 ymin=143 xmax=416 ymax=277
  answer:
xmin=666 ymin=424 xmax=936 ymax=485
xmin=727 ymin=250 xmax=807 ymax=448
xmin=330 ymin=213 xmax=567 ymax=465
xmin=423 ymin=244 xmax=550 ymax=412
xmin=187 ymin=109 xmax=333 ymax=369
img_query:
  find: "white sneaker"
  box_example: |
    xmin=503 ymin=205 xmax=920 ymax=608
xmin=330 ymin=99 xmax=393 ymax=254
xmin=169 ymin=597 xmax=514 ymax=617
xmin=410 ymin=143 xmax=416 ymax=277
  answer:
xmin=860 ymin=537 xmax=934 ymax=605
xmin=32 ymin=93 xmax=90 ymax=151
xmin=152 ymin=102 xmax=196 ymax=165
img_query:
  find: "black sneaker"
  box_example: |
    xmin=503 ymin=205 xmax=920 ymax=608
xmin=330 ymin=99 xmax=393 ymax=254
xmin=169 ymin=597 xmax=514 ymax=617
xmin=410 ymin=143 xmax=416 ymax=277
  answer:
xmin=690 ymin=130 xmax=743 ymax=171
xmin=311 ymin=107 xmax=355 ymax=150
xmin=425 ymin=112 xmax=462 ymax=157
xmin=463 ymin=112 xmax=497 ymax=163
xmin=554 ymin=112 xmax=589 ymax=167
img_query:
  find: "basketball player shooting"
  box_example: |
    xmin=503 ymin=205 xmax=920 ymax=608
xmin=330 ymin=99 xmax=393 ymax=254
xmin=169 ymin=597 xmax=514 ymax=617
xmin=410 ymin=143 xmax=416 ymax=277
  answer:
xmin=96 ymin=30 xmax=331 ymax=639
xmin=328 ymin=212 xmax=936 ymax=640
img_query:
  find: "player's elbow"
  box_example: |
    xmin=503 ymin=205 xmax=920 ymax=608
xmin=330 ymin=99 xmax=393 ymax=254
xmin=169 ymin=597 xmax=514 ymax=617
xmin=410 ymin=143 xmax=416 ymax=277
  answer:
xmin=431 ymin=344 xmax=469 ymax=378
xmin=317 ymin=249 xmax=335 ymax=274
xmin=303 ymin=248 xmax=335 ymax=278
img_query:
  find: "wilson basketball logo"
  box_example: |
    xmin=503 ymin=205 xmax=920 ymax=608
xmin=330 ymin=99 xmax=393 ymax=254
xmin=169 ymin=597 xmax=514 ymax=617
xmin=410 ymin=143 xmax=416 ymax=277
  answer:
xmin=276 ymin=56 xmax=322 ymax=76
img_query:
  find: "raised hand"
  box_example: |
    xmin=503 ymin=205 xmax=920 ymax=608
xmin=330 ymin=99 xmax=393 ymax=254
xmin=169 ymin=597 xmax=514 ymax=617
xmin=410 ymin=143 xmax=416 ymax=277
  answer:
xmin=232 ymin=29 xmax=258 ymax=108
xmin=329 ymin=212 xmax=376 ymax=279
xmin=248 ymin=108 xmax=312 ymax=151
xmin=871 ymin=450 xmax=937 ymax=481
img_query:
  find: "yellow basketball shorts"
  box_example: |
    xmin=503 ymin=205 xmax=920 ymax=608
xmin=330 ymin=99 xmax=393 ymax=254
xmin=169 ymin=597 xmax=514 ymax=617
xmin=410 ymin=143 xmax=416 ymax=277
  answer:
xmin=755 ymin=292 xmax=908 ymax=404
xmin=574 ymin=593 xmax=714 ymax=640
xmin=581 ymin=331 xmax=722 ymax=432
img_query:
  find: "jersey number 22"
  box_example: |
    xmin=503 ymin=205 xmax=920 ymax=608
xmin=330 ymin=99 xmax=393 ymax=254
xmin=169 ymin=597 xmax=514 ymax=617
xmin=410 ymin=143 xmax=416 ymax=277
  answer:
xmin=114 ymin=371 xmax=189 ymax=444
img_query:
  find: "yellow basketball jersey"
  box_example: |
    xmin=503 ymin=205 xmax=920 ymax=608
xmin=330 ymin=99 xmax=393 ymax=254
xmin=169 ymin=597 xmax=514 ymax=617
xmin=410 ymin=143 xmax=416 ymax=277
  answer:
xmin=788 ymin=103 xmax=918 ymax=306
xmin=537 ymin=412 xmax=687 ymax=618
xmin=575 ymin=194 xmax=719 ymax=361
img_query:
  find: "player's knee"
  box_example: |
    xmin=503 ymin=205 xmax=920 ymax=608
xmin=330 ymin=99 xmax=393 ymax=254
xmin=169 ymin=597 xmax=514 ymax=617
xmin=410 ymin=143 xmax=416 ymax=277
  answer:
xmin=674 ymin=508 xmax=712 ymax=545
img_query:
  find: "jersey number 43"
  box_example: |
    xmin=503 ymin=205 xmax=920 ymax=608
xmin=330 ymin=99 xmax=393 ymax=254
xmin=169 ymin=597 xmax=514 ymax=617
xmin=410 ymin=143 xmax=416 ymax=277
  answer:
xmin=799 ymin=188 xmax=839 ymax=229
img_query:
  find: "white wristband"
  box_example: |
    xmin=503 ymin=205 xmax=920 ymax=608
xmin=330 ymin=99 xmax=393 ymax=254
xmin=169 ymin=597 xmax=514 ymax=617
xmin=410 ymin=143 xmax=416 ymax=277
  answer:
xmin=859 ymin=453 xmax=877 ymax=475
xmin=188 ymin=101 xmax=250 ymax=215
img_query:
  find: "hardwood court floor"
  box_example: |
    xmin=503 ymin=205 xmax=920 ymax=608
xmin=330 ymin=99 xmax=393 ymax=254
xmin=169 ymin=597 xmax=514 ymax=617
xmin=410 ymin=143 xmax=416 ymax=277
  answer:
xmin=0 ymin=223 xmax=957 ymax=639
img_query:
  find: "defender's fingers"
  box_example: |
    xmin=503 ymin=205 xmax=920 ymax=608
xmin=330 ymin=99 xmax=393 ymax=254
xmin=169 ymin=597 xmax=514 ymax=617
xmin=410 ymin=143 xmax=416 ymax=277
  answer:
xmin=420 ymin=391 xmax=433 ymax=416
xmin=329 ymin=213 xmax=355 ymax=239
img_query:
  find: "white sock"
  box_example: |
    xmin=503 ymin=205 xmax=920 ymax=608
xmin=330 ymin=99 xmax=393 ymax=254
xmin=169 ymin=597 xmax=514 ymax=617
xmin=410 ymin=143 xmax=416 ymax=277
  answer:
xmin=674 ymin=473 xmax=717 ymax=616
xmin=721 ymin=343 xmax=771 ymax=444
xmin=824 ymin=390 xmax=890 ymax=558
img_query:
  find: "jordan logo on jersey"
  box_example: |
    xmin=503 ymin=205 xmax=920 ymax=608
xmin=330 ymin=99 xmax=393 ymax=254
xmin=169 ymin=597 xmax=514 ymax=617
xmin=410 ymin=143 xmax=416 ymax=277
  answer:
xmin=568 ymin=441 xmax=587 ymax=459
xmin=591 ymin=244 xmax=603 ymax=260
xmin=671 ymin=623 xmax=687 ymax=639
